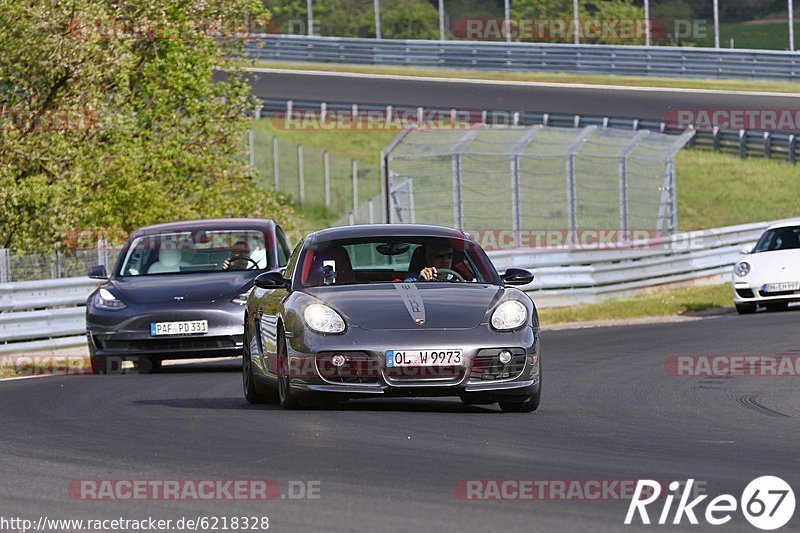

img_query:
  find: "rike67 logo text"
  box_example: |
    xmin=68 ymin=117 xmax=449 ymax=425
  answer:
xmin=626 ymin=477 xmax=795 ymax=530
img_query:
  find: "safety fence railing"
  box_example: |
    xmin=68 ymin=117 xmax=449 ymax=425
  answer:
xmin=0 ymin=221 xmax=770 ymax=353
xmin=258 ymin=99 xmax=800 ymax=164
xmin=245 ymin=36 xmax=800 ymax=81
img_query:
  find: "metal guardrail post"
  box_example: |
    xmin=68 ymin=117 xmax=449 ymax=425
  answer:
xmin=298 ymin=144 xmax=305 ymax=204
xmin=248 ymin=130 xmax=255 ymax=167
xmin=352 ymin=159 xmax=358 ymax=215
xmin=323 ymin=151 xmax=331 ymax=208
xmin=618 ymin=131 xmax=649 ymax=238
xmin=790 ymin=134 xmax=797 ymax=165
xmin=565 ymin=126 xmax=597 ymax=233
xmin=273 ymin=137 xmax=279 ymax=192
xmin=451 ymin=128 xmax=481 ymax=230
xmin=510 ymin=126 xmax=544 ymax=248
xmin=0 ymin=249 xmax=9 ymax=283
xmin=739 ymin=129 xmax=747 ymax=158
xmin=712 ymin=127 xmax=720 ymax=152
xmin=763 ymin=132 xmax=772 ymax=158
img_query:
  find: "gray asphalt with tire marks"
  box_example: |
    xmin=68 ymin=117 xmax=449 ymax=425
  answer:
xmin=243 ymin=71 xmax=800 ymax=120
xmin=1 ymin=309 xmax=798 ymax=531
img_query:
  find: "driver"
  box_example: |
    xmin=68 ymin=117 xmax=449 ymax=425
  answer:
xmin=222 ymin=240 xmax=252 ymax=271
xmin=405 ymin=242 xmax=459 ymax=282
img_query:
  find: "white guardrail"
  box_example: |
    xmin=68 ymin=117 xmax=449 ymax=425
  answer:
xmin=0 ymin=221 xmax=769 ymax=354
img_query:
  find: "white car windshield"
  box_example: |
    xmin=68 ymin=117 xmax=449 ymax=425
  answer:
xmin=119 ymin=229 xmax=270 ymax=276
xmin=753 ymin=226 xmax=800 ymax=253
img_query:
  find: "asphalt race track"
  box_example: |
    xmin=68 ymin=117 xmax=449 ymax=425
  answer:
xmin=242 ymin=69 xmax=800 ymax=121
xmin=2 ymin=310 xmax=798 ymax=531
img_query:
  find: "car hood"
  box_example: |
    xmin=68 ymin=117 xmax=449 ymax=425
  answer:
xmin=742 ymin=249 xmax=800 ymax=284
xmin=304 ymin=283 xmax=503 ymax=330
xmin=108 ymin=272 xmax=255 ymax=305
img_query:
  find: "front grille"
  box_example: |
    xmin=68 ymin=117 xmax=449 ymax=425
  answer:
xmin=383 ymin=366 xmax=466 ymax=384
xmin=470 ymin=349 xmax=527 ymax=381
xmin=99 ymin=337 xmax=238 ymax=352
xmin=316 ymin=352 xmax=379 ymax=385
xmin=735 ymin=288 xmax=755 ymax=298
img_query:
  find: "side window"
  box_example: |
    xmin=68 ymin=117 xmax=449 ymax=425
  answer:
xmin=275 ymin=226 xmax=291 ymax=268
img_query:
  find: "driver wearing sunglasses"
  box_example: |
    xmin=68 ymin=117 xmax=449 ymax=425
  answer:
xmin=405 ymin=242 xmax=459 ymax=282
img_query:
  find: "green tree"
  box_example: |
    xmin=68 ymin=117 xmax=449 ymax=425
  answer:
xmin=0 ymin=0 xmax=295 ymax=252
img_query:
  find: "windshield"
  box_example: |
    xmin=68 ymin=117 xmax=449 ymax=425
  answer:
xmin=118 ymin=229 xmax=270 ymax=276
xmin=296 ymin=236 xmax=500 ymax=288
xmin=753 ymin=226 xmax=800 ymax=253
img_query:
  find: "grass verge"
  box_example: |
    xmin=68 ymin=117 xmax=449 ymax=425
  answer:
xmin=246 ymin=60 xmax=800 ymax=94
xmin=538 ymin=284 xmax=732 ymax=325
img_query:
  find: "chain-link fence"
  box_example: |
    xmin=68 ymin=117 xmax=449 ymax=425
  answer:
xmin=385 ymin=125 xmax=694 ymax=244
xmin=0 ymin=241 xmax=122 ymax=283
xmin=251 ymin=127 xmax=380 ymax=219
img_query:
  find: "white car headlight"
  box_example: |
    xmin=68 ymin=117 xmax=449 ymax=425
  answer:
xmin=95 ymin=288 xmax=127 ymax=310
xmin=304 ymin=304 xmax=346 ymax=334
xmin=491 ymin=300 xmax=527 ymax=331
xmin=734 ymin=262 xmax=751 ymax=277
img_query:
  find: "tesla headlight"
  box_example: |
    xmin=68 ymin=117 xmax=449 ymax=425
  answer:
xmin=304 ymin=304 xmax=346 ymax=334
xmin=231 ymin=288 xmax=253 ymax=305
xmin=95 ymin=288 xmax=126 ymax=310
xmin=734 ymin=262 xmax=751 ymax=277
xmin=491 ymin=300 xmax=527 ymax=331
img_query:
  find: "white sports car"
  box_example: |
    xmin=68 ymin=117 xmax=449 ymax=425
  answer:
xmin=733 ymin=219 xmax=800 ymax=314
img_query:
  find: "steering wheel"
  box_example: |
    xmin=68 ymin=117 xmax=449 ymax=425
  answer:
xmin=226 ymin=257 xmax=261 ymax=270
xmin=434 ymin=268 xmax=465 ymax=282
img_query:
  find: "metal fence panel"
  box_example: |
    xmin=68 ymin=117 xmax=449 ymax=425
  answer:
xmin=246 ymin=36 xmax=800 ymax=81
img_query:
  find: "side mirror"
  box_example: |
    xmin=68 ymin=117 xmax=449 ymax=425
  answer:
xmin=254 ymin=270 xmax=288 ymax=290
xmin=88 ymin=265 xmax=108 ymax=279
xmin=501 ymin=268 xmax=534 ymax=286
xmin=740 ymin=245 xmax=753 ymax=255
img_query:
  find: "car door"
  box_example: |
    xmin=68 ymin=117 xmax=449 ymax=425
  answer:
xmin=254 ymin=239 xmax=300 ymax=377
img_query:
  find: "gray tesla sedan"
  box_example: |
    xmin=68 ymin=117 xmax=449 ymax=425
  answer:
xmin=243 ymin=224 xmax=541 ymax=412
xmin=86 ymin=218 xmax=292 ymax=374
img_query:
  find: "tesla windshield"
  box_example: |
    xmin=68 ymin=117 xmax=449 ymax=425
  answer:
xmin=296 ymin=236 xmax=501 ymax=288
xmin=119 ymin=229 xmax=270 ymax=276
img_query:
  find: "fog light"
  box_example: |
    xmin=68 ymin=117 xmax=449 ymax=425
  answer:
xmin=331 ymin=354 xmax=347 ymax=367
xmin=498 ymin=350 xmax=513 ymax=364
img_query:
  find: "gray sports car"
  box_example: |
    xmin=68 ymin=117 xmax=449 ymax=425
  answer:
xmin=243 ymin=224 xmax=541 ymax=412
xmin=86 ymin=218 xmax=292 ymax=374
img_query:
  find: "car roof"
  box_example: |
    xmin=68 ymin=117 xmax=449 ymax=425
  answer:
xmin=305 ymin=224 xmax=472 ymax=244
xmin=766 ymin=218 xmax=800 ymax=231
xmin=133 ymin=218 xmax=276 ymax=236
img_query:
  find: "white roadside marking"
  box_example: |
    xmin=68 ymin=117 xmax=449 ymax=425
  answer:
xmin=242 ymin=67 xmax=800 ymax=99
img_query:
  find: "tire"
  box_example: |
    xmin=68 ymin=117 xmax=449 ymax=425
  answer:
xmin=277 ymin=329 xmax=301 ymax=410
xmin=499 ymin=365 xmax=541 ymax=413
xmin=243 ymin=321 xmax=274 ymax=404
xmin=765 ymin=302 xmax=789 ymax=312
xmin=736 ymin=303 xmax=757 ymax=315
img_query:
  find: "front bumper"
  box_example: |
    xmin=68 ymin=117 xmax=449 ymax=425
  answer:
xmin=283 ymin=325 xmax=540 ymax=399
xmin=87 ymin=303 xmax=245 ymax=359
xmin=733 ymin=281 xmax=800 ymax=305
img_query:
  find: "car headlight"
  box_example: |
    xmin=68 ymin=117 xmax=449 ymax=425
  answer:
xmin=231 ymin=288 xmax=253 ymax=305
xmin=95 ymin=288 xmax=127 ymax=310
xmin=491 ymin=300 xmax=527 ymax=331
xmin=734 ymin=262 xmax=751 ymax=277
xmin=304 ymin=304 xmax=346 ymax=334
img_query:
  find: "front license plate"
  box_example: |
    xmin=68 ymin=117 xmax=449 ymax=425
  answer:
xmin=150 ymin=320 xmax=208 ymax=336
xmin=763 ymin=282 xmax=800 ymax=293
xmin=386 ymin=349 xmax=462 ymax=367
